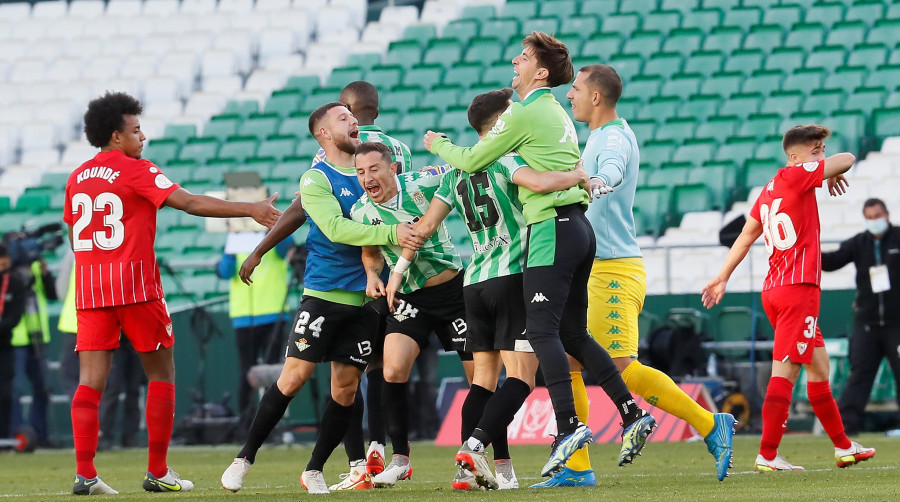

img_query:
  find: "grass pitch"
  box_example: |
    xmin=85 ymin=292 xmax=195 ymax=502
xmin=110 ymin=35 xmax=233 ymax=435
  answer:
xmin=3 ymin=433 xmax=896 ymax=501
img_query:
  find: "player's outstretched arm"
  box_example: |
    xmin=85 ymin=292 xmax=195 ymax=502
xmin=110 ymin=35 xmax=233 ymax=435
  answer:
xmin=410 ymin=198 xmax=453 ymax=242
xmin=823 ymin=152 xmax=856 ymax=180
xmin=239 ymin=195 xmax=307 ymax=285
xmin=701 ymin=217 xmax=763 ymax=309
xmin=164 ymin=188 xmax=282 ymax=228
xmin=512 ymin=160 xmax=590 ymax=195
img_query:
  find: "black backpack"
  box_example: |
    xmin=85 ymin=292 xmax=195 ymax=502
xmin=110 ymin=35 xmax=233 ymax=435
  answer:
xmin=642 ymin=320 xmax=705 ymax=379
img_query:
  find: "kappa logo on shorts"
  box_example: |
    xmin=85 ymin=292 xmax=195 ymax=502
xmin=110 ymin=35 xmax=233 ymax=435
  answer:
xmin=393 ymin=300 xmax=419 ymax=321
xmin=606 ymin=295 xmax=621 ymax=304
xmin=607 ymin=326 xmax=621 ymax=335
xmin=531 ymin=292 xmax=549 ymax=303
xmin=606 ymin=311 xmax=622 ymax=320
xmin=608 ymin=341 xmax=623 ymax=350
xmin=165 ymin=323 xmax=173 ymax=336
xmin=295 ymin=338 xmax=310 ymax=352
xmin=607 ymin=280 xmax=621 ymax=289
xmin=797 ymin=342 xmax=808 ymax=355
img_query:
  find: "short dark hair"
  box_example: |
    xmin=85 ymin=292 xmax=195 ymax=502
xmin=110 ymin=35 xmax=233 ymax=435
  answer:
xmin=83 ymin=92 xmax=142 ymax=148
xmin=782 ymin=124 xmax=831 ymax=153
xmin=0 ymin=243 xmax=7 ymax=258
xmin=864 ymin=198 xmax=888 ymax=213
xmin=355 ymin=141 xmax=392 ymax=165
xmin=340 ymin=81 xmax=379 ymax=122
xmin=308 ymin=102 xmax=345 ymax=137
xmin=522 ymin=31 xmax=574 ymax=88
xmin=468 ymin=88 xmax=514 ymax=135
xmin=578 ymin=64 xmax=623 ymax=105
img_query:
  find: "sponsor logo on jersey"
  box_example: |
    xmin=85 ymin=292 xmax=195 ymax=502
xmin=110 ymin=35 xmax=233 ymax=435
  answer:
xmin=340 ymin=187 xmax=354 ymax=197
xmin=473 ymin=234 xmax=511 ymax=254
xmin=349 ymin=356 xmax=366 ymax=364
xmin=797 ymin=341 xmax=808 ymax=355
xmin=370 ymin=218 xmax=383 ymax=225
xmin=304 ymin=176 xmax=316 ymax=186
xmin=295 ymin=338 xmax=310 ymax=352
xmin=531 ymin=292 xmax=548 ymax=303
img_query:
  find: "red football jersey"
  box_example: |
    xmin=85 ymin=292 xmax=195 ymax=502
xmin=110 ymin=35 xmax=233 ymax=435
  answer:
xmin=63 ymin=150 xmax=179 ymax=309
xmin=750 ymin=160 xmax=825 ymax=292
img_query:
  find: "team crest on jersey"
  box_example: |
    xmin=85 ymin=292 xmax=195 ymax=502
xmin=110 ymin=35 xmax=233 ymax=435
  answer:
xmin=797 ymin=342 xmax=808 ymax=355
xmin=412 ymin=190 xmax=426 ymax=204
xmin=295 ymin=338 xmax=310 ymax=352
xmin=802 ymin=161 xmax=819 ymax=172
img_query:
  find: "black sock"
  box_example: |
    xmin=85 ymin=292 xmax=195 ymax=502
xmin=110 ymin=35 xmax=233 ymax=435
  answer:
xmin=238 ymin=383 xmax=293 ymax=464
xmin=306 ymin=398 xmax=354 ymax=471
xmin=382 ymin=381 xmax=410 ymax=456
xmin=461 ymin=384 xmax=494 ymax=442
xmin=342 ymin=387 xmax=365 ymax=461
xmin=529 ymin=332 xmax=578 ymax=435
xmin=575 ymin=339 xmax=641 ymax=425
xmin=367 ymin=370 xmax=386 ymax=445
xmin=474 ymin=378 xmax=531 ymax=458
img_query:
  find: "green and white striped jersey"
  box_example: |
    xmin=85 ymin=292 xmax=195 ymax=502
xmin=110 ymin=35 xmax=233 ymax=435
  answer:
xmin=434 ymin=154 xmax=528 ymax=286
xmin=312 ymin=125 xmax=413 ymax=172
xmin=350 ymin=171 xmax=463 ymax=294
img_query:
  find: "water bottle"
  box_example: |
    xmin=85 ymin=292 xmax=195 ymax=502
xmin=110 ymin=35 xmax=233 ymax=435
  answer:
xmin=707 ymin=354 xmax=718 ymax=377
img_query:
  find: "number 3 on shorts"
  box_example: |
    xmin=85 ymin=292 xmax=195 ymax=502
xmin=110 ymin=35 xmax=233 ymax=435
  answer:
xmin=803 ymin=316 xmax=817 ymax=339
xmin=294 ymin=311 xmax=324 ymax=338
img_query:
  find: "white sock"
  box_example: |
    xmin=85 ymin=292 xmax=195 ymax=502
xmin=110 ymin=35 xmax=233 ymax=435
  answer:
xmin=466 ymin=437 xmax=485 ymax=452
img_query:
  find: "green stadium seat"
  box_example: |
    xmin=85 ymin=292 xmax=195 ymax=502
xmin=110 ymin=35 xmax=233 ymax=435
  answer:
xmin=504 ymin=40 xmax=526 ymax=61
xmin=754 ymin=137 xmax=784 ymax=161
xmin=581 ymin=32 xmax=623 ymax=58
xmin=557 ymin=33 xmax=584 ymax=53
xmin=676 ymin=94 xmax=723 ymax=121
xmin=623 ymin=30 xmax=664 ymax=59
xmin=661 ymin=0 xmax=698 ymax=12
xmin=643 ymin=10 xmax=682 ymax=33
xmin=823 ymin=66 xmax=865 ymax=94
xmin=203 ymin=115 xmax=241 ymax=142
xmin=539 ymin=0 xmax=578 ymax=18
xmin=561 ymin=16 xmax=600 ymax=38
xmin=723 ymin=49 xmax=765 ymax=76
xmin=190 ymin=164 xmax=229 ymax=183
xmin=689 ymin=164 xmax=736 ymax=209
xmin=14 ymin=193 xmax=50 ymax=213
xmin=887 ymin=93 xmax=900 ymax=108
xmin=628 ymin=119 xmax=657 ymax=142
xmin=300 ymin=87 xmax=341 ymax=115
xmin=641 ymin=140 xmax=677 ymax=168
xmin=464 ymin=37 xmax=504 ymax=65
xmin=295 ymin=138 xmax=321 ymax=158
xmin=848 ymin=43 xmax=889 ymax=71
xmin=844 ymin=0 xmax=884 ymax=27
xmin=761 ymin=4 xmax=803 ymax=30
xmin=712 ymin=307 xmax=766 ymax=359
xmin=460 ymin=4 xmax=494 ymax=20
xmin=283 ymin=75 xmax=320 ymax=94
xmin=402 ymin=23 xmax=438 ymax=47
xmin=389 ymin=129 xmax=416 ymax=149
xmin=824 ymin=20 xmax=866 ymax=51
xmin=743 ymin=24 xmax=784 ymax=54
xmin=270 ymin=159 xmax=309 ymax=181
xmin=722 ymin=7 xmax=762 ymax=32
xmin=671 ymin=138 xmax=717 ymax=164
xmin=760 ymin=90 xmax=803 ymax=115
xmin=443 ymin=62 xmax=484 ymax=88
xmin=222 ymin=100 xmax=259 ymax=118
xmin=404 ymin=63 xmax=443 ymax=89
xmin=742 ymin=69 xmax=784 ymax=95
xmin=737 ymin=113 xmax=780 ymax=139
xmin=865 ymin=64 xmax=900 ymax=89
xmin=244 ymin=157 xmax=276 ymax=177
xmin=580 ymin=0 xmax=618 ymax=15
xmin=377 ymin=110 xmax=400 ymax=131
xmin=365 ymin=64 xmax=404 ymax=91
xmin=637 ymin=96 xmax=682 ymax=122
xmin=179 ymin=137 xmax=219 ymax=164
xmin=672 ymin=183 xmax=712 ymax=219
xmin=889 ymin=49 xmax=900 ymax=66
xmin=662 ymin=28 xmax=703 ymax=57
xmin=264 ymin=90 xmax=302 ymax=118
xmin=699 ymin=71 xmax=742 ymax=98
xmin=522 ymin=17 xmax=560 ymax=37
xmin=719 ymin=92 xmax=763 ymax=119
xmin=144 ymin=138 xmax=180 ymax=166
xmin=239 ymin=113 xmax=280 ymax=142
xmin=633 ymin=186 xmax=668 ymax=235
xmin=683 ymin=50 xmax=724 ymax=77
xmin=381 ymin=85 xmax=423 ymax=114
xmin=629 ymin=75 xmax=664 ymax=102
xmin=781 ymin=68 xmax=825 ymax=95
xmin=867 ymin=18 xmax=900 ymax=45
xmin=420 ymin=84 xmax=463 ymax=111
xmin=600 ymin=12 xmax=641 ymax=37
xmin=385 ymin=40 xmax=423 ymax=68
xmin=480 ymin=18 xmax=520 ymax=42
xmin=714 ymin=136 xmax=757 ymax=166
xmin=701 ymin=25 xmax=743 ymax=54
xmin=163 ymin=123 xmax=196 ymax=144
xmin=345 ymin=52 xmax=382 ymax=71
xmin=501 ymin=0 xmax=537 ymax=20
xmin=278 ymin=117 xmax=306 ymax=137
xmin=822 ymin=110 xmax=866 ymax=151
xmin=802 ymin=88 xmax=845 ymax=115
xmin=784 ymin=23 xmax=825 ymax=53
xmin=217 ymin=136 xmax=258 ymax=163
xmin=804 ymin=2 xmax=845 ymax=26
xmin=888 ymin=2 xmax=900 ymax=20
xmin=256 ymin=136 xmax=297 ymax=160
xmin=744 ymin=158 xmax=779 ymax=190
xmin=399 ymin=108 xmax=440 ymax=136
xmin=764 ymin=47 xmax=805 ymax=72
xmin=438 ymin=106 xmax=470 ymax=131
xmin=643 ymin=52 xmax=683 ymax=80
xmin=779 ymin=111 xmax=824 ymax=133
xmin=805 ymin=45 xmax=847 ymax=73
xmin=617 ymin=97 xmax=642 ymax=119
xmin=444 ymin=19 xmax=479 ymax=45
xmin=482 ymin=62 xmax=515 ymax=86
xmin=609 ymin=53 xmax=644 ymax=82
xmin=424 ymin=39 xmax=464 ymax=68
xmin=326 ymin=66 xmax=364 ymax=88
xmin=654 ymin=117 xmax=697 ymax=143
xmin=682 ymin=8 xmax=723 ymax=33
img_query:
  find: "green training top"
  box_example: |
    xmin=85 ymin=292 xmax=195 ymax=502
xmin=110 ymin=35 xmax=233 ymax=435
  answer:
xmin=430 ymin=88 xmax=587 ymax=224
xmin=350 ymin=171 xmax=463 ymax=294
xmin=312 ymin=125 xmax=413 ymax=172
xmin=433 ymin=154 xmax=528 ymax=286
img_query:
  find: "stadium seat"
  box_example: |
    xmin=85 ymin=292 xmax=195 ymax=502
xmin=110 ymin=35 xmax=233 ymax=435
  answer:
xmin=683 ymin=50 xmax=724 ymax=77
xmin=873 ymin=107 xmax=900 ymax=140
xmin=163 ymin=124 xmax=197 ymax=145
xmin=700 ymin=25 xmax=743 ymax=55
xmin=381 ymin=86 xmax=423 ymax=114
xmin=404 ymin=63 xmax=443 ymax=89
xmin=600 ymin=12 xmax=641 ymax=37
xmin=641 ymin=140 xmax=677 ymax=168
xmin=144 ymin=138 xmax=181 ymax=167
xmin=399 ymin=108 xmax=440 ymax=136
xmin=438 ymin=106 xmax=470 ymax=131
xmin=179 ymin=137 xmax=220 ymax=164
xmin=682 ymin=8 xmax=723 ymax=34
xmin=848 ymin=43 xmax=889 ymax=71
xmin=737 ymin=113 xmax=780 ymax=140
xmin=713 ymin=306 xmax=765 ymax=359
xmin=662 ymin=27 xmax=704 ymax=57
xmin=742 ymin=70 xmax=785 ymax=95
xmin=722 ymin=6 xmax=762 ymax=32
xmin=824 ymin=20 xmax=866 ymax=51
xmin=691 ymin=115 xmax=737 ymax=144
xmin=743 ymin=25 xmax=784 ymax=54
xmin=661 ymin=0 xmax=698 ymax=13
xmin=582 ymin=33 xmax=624 ymax=58
xmin=622 ymin=30 xmax=664 ymax=59
xmin=482 ymin=62 xmax=515 ymax=87
xmin=761 ymin=4 xmax=802 ymax=31
xmin=643 ymin=52 xmax=683 ymax=80
xmin=420 ymin=84 xmax=463 ymax=112
xmin=781 ymin=68 xmax=826 ymax=95
xmin=844 ymin=0 xmax=885 ymax=27
xmin=423 ymin=39 xmax=463 ymax=68
xmin=463 ymin=37 xmax=504 ymax=66
xmin=822 ymin=111 xmax=866 ymax=151
xmin=629 ymin=119 xmax=658 ymax=142
xmin=561 ymin=15 xmax=600 ymax=38
xmin=672 ymin=138 xmax=717 ymax=164
xmin=700 ymin=72 xmax=742 ymax=98
xmin=644 ymin=9 xmax=682 ymax=33
xmin=718 ymin=93 xmax=763 ymax=119
xmin=676 ymin=94 xmax=723 ymax=122
xmin=760 ymin=90 xmax=804 ymax=116
xmin=764 ymin=47 xmax=806 ymax=72
xmin=326 ymin=66 xmax=364 ymax=88
xmin=724 ymin=49 xmax=765 ymax=76
xmin=784 ymin=23 xmax=826 ymax=53
xmin=634 ymin=186 xmax=668 ymax=235
xmin=805 ymin=45 xmax=847 ymax=73
xmin=539 ymin=0 xmax=578 ymax=19
xmin=263 ymin=90 xmax=302 ymax=118
xmin=754 ymin=137 xmax=785 ymax=161
xmin=239 ymin=113 xmax=281 ymax=142
xmin=480 ymin=18 xmax=520 ymax=43
xmin=805 ymin=2 xmax=845 ymax=26
xmin=715 ymin=136 xmax=757 ymax=167
xmin=385 ymin=40 xmax=423 ymax=68
xmin=609 ymin=53 xmax=644 ymax=82
xmin=823 ymin=66 xmax=865 ymax=94
xmin=802 ymin=88 xmax=845 ymax=116
xmin=217 ymin=136 xmax=258 ymax=163
xmin=442 ymin=62 xmax=483 ymax=88
xmin=672 ymin=184 xmax=712 ymax=222
xmin=637 ymin=96 xmax=682 ymax=122
xmin=256 ymin=136 xmax=297 ymax=160
xmin=366 ymin=64 xmax=405 ymax=90
xmin=630 ymin=76 xmax=664 ymax=102
xmin=222 ymin=100 xmax=260 ymax=118
xmin=744 ymin=158 xmax=779 ymax=191
xmin=501 ymin=0 xmax=537 ymax=21
xmin=402 ymin=23 xmax=438 ymax=48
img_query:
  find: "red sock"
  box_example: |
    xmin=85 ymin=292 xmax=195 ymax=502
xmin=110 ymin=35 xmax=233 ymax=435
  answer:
xmin=72 ymin=385 xmax=102 ymax=479
xmin=760 ymin=376 xmax=793 ymax=460
xmin=807 ymin=380 xmax=852 ymax=449
xmin=146 ymin=381 xmax=176 ymax=478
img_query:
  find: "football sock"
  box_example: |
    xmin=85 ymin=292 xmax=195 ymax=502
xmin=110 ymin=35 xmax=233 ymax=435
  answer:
xmin=307 ymin=398 xmax=354 ymax=472
xmin=72 ymin=385 xmax=101 ymax=479
xmin=146 ymin=381 xmax=176 ymax=478
xmin=367 ymin=370 xmax=386 ymax=445
xmin=760 ymin=376 xmax=793 ymax=460
xmin=461 ymin=384 xmax=493 ymax=442
xmin=472 ymin=378 xmax=531 ymax=459
xmin=807 ymin=380 xmax=852 ymax=449
xmin=382 ymin=382 xmax=410 ymax=456
xmin=622 ymin=361 xmax=715 ymax=437
xmin=238 ymin=383 xmax=292 ymax=464
xmin=566 ymin=371 xmax=592 ymax=471
xmin=342 ymin=387 xmax=366 ymax=463
xmin=573 ymin=338 xmax=642 ymax=427
xmin=529 ymin=332 xmax=578 ymax=435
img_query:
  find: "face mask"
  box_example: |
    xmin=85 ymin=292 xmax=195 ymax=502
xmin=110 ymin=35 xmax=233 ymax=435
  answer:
xmin=866 ymin=217 xmax=889 ymax=236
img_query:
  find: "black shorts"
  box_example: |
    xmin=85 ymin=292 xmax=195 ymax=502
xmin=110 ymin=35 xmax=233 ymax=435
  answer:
xmin=285 ymin=296 xmax=379 ymax=371
xmin=464 ymin=273 xmax=531 ymax=353
xmin=385 ymin=271 xmax=469 ymax=354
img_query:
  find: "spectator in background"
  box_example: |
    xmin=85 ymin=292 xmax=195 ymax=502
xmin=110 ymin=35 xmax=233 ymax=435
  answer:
xmin=10 ymin=257 xmax=57 ymax=448
xmin=216 ymin=236 xmax=293 ymax=431
xmin=0 ymin=243 xmax=29 ymax=440
xmin=56 ymin=249 xmax=79 ymax=400
xmin=822 ymin=198 xmax=900 ymax=434
xmin=98 ymin=336 xmax=147 ymax=450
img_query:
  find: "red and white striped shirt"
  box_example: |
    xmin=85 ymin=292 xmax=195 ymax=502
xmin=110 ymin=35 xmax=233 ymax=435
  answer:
xmin=63 ymin=150 xmax=179 ymax=309
xmin=750 ymin=160 xmax=825 ymax=292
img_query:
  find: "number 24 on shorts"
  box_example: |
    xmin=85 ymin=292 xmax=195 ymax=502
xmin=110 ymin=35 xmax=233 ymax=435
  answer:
xmin=294 ymin=311 xmax=324 ymax=338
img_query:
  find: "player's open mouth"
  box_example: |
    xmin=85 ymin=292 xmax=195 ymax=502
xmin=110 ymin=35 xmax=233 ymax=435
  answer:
xmin=366 ymin=182 xmax=381 ymax=198
xmin=349 ymin=129 xmax=359 ymax=139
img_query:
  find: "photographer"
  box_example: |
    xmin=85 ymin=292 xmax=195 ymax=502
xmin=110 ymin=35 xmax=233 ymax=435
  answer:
xmin=0 ymin=243 xmax=29 ymax=439
xmin=216 ymin=236 xmax=294 ymax=431
xmin=823 ymin=198 xmax=900 ymax=434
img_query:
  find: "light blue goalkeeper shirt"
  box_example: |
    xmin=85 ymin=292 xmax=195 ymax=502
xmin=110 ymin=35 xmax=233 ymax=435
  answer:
xmin=583 ymin=118 xmax=642 ymax=260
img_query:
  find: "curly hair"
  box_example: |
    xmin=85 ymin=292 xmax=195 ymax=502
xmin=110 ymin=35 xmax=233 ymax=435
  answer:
xmin=83 ymin=92 xmax=142 ymax=148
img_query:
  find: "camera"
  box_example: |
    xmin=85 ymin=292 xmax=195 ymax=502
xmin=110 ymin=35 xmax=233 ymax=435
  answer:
xmin=2 ymin=223 xmax=65 ymax=268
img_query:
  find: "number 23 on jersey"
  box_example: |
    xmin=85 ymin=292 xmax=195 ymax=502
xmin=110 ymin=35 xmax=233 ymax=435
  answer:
xmin=71 ymin=192 xmax=125 ymax=251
